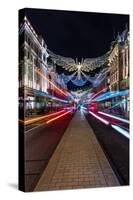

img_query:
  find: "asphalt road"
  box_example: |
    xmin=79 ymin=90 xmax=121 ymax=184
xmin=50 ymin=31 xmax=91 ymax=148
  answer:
xmin=24 ymin=112 xmax=74 ymax=192
xmin=85 ymin=113 xmax=129 ymax=185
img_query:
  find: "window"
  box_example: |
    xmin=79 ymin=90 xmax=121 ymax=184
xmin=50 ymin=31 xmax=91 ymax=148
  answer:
xmin=30 ymin=41 xmax=33 ymax=49
xmin=31 ymin=54 xmax=33 ymax=62
xmin=28 ymin=37 xmax=31 ymax=46
xmin=25 ymin=34 xmax=28 ymax=43
xmin=19 ymin=31 xmax=24 ymax=46
xmin=43 ymin=54 xmax=46 ymax=62
xmin=19 ymin=47 xmax=24 ymax=61
xmin=28 ymin=51 xmax=30 ymax=59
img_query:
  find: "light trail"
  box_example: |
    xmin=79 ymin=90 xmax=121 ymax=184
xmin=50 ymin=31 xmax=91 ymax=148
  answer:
xmin=81 ymin=106 xmax=87 ymax=110
xmin=89 ymin=111 xmax=110 ymax=125
xmin=103 ymin=99 xmax=127 ymax=111
xmin=19 ymin=119 xmax=24 ymax=123
xmin=46 ymin=110 xmax=72 ymax=124
xmin=25 ymin=110 xmax=72 ymax=133
xmin=93 ymin=90 xmax=129 ymax=102
xmin=111 ymin=124 xmax=129 ymax=139
xmin=64 ymin=107 xmax=74 ymax=110
xmin=98 ymin=111 xmax=129 ymax=124
xmin=20 ymin=110 xmax=66 ymax=125
xmin=88 ymin=88 xmax=107 ymax=102
xmin=35 ymin=69 xmax=69 ymax=97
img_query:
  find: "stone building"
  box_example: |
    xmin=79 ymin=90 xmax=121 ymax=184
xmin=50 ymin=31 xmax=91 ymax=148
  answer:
xmin=19 ymin=16 xmax=71 ymax=116
xmin=117 ymin=27 xmax=129 ymax=118
xmin=108 ymin=43 xmax=119 ymax=91
xmin=117 ymin=28 xmax=129 ymax=90
xmin=19 ymin=16 xmax=49 ymax=114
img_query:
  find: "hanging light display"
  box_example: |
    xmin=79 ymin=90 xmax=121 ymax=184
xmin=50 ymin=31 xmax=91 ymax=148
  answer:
xmin=58 ymin=67 xmax=109 ymax=87
xmin=47 ymin=49 xmax=111 ymax=87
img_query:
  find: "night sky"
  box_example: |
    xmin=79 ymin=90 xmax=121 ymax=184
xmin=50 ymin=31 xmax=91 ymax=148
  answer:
xmin=22 ymin=8 xmax=129 ymax=90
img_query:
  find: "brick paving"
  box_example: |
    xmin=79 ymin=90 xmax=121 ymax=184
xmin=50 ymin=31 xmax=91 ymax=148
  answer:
xmin=34 ymin=111 xmax=120 ymax=191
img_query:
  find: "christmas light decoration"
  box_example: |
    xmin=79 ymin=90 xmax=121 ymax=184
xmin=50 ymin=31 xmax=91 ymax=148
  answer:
xmin=48 ymin=49 xmax=110 ymax=83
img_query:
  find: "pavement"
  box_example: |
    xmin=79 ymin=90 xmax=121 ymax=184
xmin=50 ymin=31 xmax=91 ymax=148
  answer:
xmin=34 ymin=111 xmax=120 ymax=191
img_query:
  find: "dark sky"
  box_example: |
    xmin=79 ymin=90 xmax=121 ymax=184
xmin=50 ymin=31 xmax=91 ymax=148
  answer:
xmin=22 ymin=8 xmax=129 ymax=90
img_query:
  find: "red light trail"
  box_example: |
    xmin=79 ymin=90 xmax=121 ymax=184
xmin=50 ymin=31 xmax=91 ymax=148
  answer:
xmin=88 ymin=88 xmax=107 ymax=102
xmin=19 ymin=110 xmax=66 ymax=125
xmin=35 ymin=69 xmax=69 ymax=97
xmin=46 ymin=110 xmax=72 ymax=124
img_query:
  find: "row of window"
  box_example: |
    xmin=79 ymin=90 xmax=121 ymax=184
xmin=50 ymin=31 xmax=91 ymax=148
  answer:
xmin=24 ymin=48 xmax=41 ymax=68
xmin=25 ymin=33 xmax=42 ymax=59
xmin=110 ymin=71 xmax=119 ymax=83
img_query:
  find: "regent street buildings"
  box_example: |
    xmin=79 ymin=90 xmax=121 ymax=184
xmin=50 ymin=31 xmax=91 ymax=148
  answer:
xmin=19 ymin=16 xmax=129 ymax=119
xmin=19 ymin=16 xmax=70 ymax=117
xmin=108 ymin=27 xmax=129 ymax=92
xmin=91 ymin=27 xmax=129 ymax=118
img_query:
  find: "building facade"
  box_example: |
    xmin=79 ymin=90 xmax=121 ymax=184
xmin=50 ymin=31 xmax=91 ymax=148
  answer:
xmin=89 ymin=28 xmax=129 ymax=119
xmin=108 ymin=27 xmax=129 ymax=92
xmin=117 ymin=28 xmax=129 ymax=118
xmin=97 ymin=28 xmax=129 ymax=118
xmin=19 ymin=16 xmax=48 ymax=114
xmin=108 ymin=43 xmax=120 ymax=91
xmin=19 ymin=17 xmax=72 ymax=117
xmin=118 ymin=29 xmax=129 ymax=91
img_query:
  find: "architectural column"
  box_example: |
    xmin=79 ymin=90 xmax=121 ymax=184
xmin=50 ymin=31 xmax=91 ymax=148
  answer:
xmin=125 ymin=47 xmax=129 ymax=78
xmin=122 ymin=50 xmax=125 ymax=79
xmin=24 ymin=59 xmax=28 ymax=87
xmin=32 ymin=61 xmax=35 ymax=89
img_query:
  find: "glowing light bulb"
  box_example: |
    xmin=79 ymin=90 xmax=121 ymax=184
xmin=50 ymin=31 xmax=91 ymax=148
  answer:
xmin=77 ymin=62 xmax=81 ymax=70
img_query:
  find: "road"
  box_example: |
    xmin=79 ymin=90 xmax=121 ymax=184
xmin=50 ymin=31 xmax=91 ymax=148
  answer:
xmin=24 ymin=112 xmax=74 ymax=192
xmin=85 ymin=112 xmax=129 ymax=185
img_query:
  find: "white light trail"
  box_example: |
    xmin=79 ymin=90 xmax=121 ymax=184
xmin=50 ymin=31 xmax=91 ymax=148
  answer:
xmin=111 ymin=125 xmax=129 ymax=139
xmin=98 ymin=111 xmax=129 ymax=124
xmin=89 ymin=112 xmax=129 ymax=139
xmin=81 ymin=106 xmax=87 ymax=110
xmin=103 ymin=99 xmax=127 ymax=111
xmin=89 ymin=111 xmax=110 ymax=125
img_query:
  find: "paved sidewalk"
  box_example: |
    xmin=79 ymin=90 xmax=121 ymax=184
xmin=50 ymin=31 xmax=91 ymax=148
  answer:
xmin=34 ymin=111 xmax=119 ymax=191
